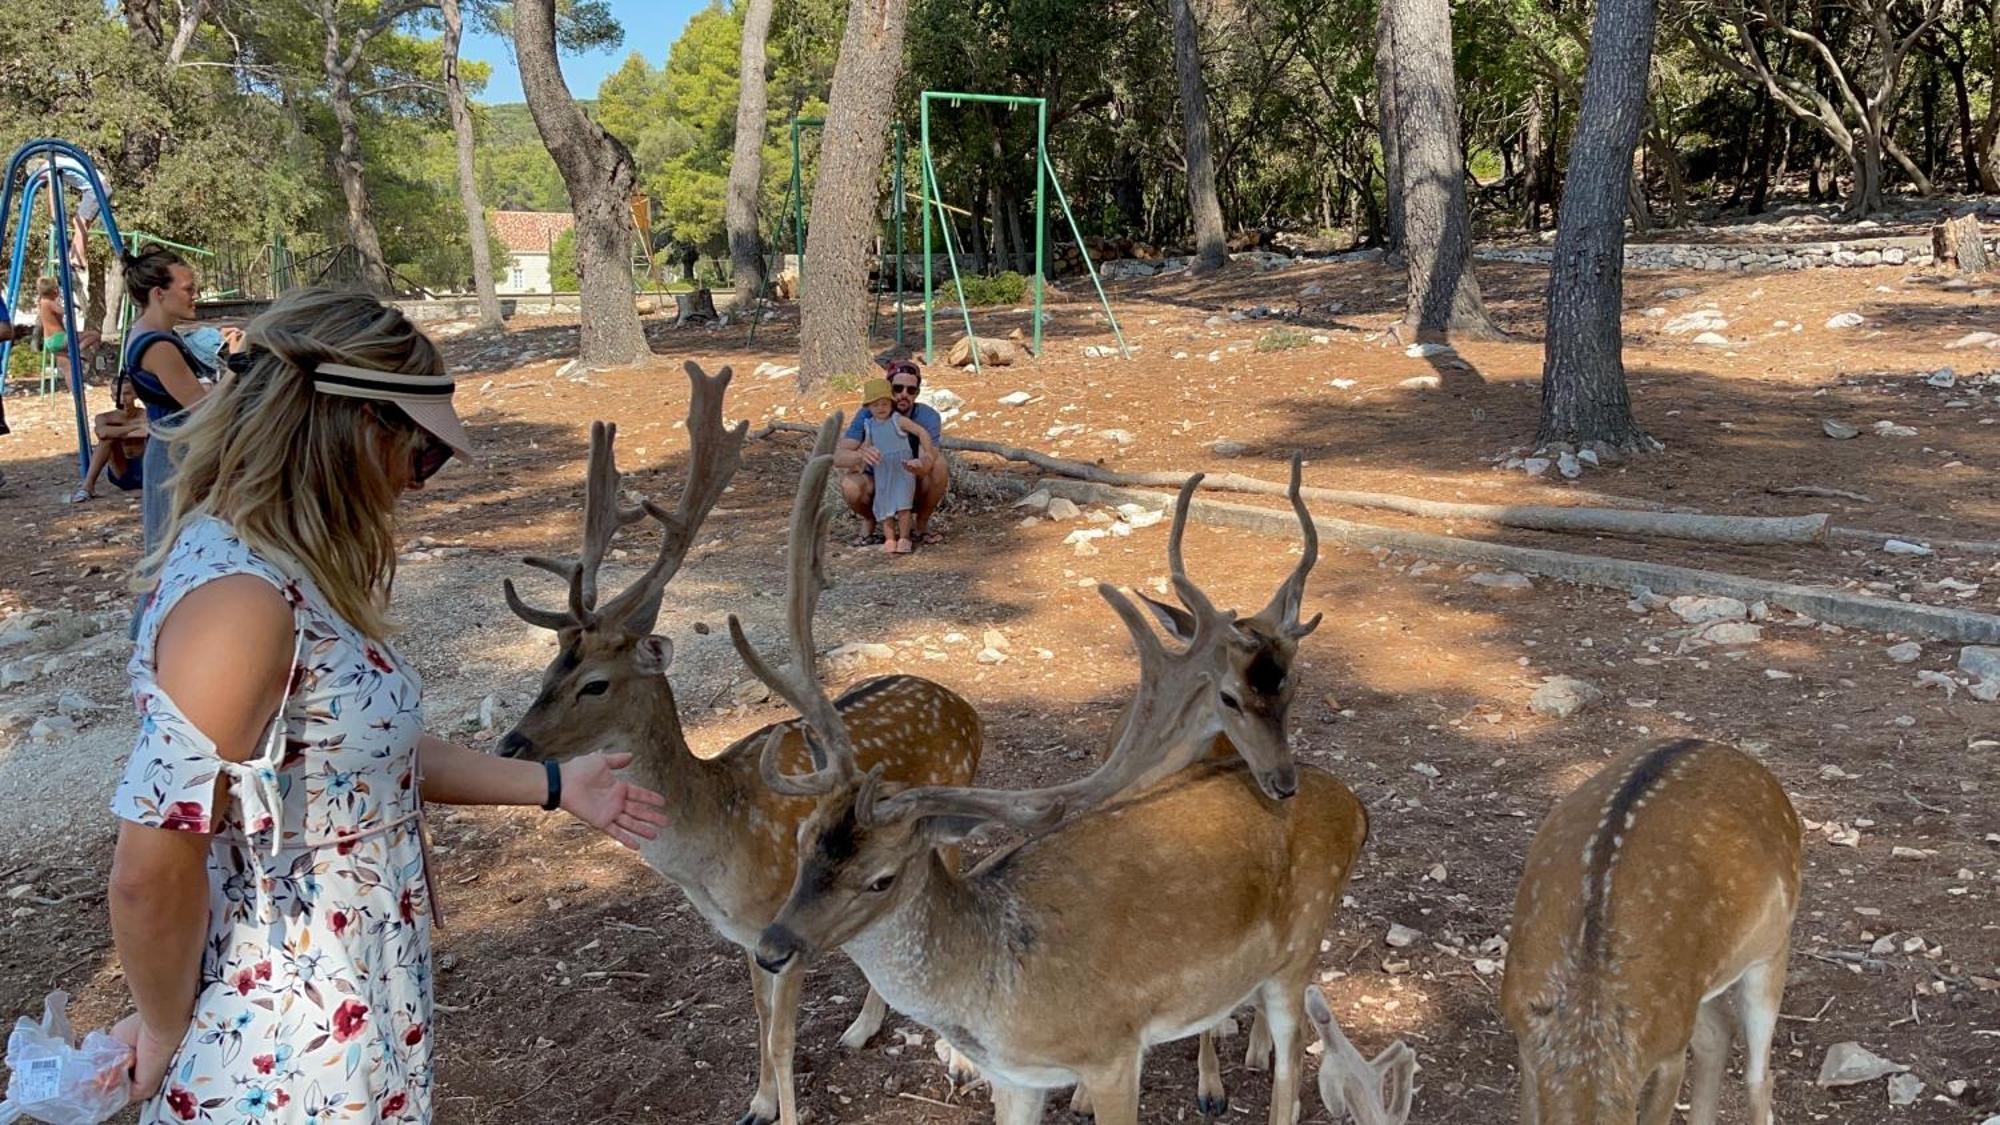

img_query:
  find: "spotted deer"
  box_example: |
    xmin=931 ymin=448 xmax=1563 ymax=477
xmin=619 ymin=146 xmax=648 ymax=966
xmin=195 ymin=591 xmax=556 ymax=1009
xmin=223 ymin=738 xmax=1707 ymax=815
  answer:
xmin=1501 ymin=740 xmax=1803 ymax=1125
xmin=734 ymin=443 xmax=1371 ymax=1125
xmin=1304 ymin=985 xmax=1416 ymax=1125
xmin=493 ymin=367 xmax=985 ymax=1125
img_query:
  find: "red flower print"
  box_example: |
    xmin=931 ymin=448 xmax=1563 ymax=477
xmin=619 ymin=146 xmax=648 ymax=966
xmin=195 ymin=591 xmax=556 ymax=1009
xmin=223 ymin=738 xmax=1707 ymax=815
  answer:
xmin=336 ymin=838 xmax=357 ymax=856
xmin=166 ymin=1086 xmax=197 ymax=1120
xmin=330 ymin=999 xmax=369 ymax=1043
xmin=398 ymin=888 xmax=417 ymax=924
xmin=403 ymin=1023 xmax=424 ymax=1047
xmin=328 ymin=909 xmax=351 ymax=937
xmin=272 ymin=1089 xmax=290 ymax=1108
xmin=159 ymin=801 xmax=208 ymax=832
xmin=233 ymin=968 xmax=256 ymax=995
xmin=250 ymin=815 xmax=274 ymax=834
xmin=254 ymin=960 xmax=272 ymax=981
xmin=253 ymin=1054 xmax=275 ymax=1075
xmin=364 ymin=646 xmax=394 ymax=674
xmin=381 ymin=1091 xmax=408 ymax=1116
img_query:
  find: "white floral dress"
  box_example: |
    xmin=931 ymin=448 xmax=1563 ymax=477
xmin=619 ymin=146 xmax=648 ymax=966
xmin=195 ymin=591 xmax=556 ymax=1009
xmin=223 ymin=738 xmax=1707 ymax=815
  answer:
xmin=111 ymin=516 xmax=436 ymax=1124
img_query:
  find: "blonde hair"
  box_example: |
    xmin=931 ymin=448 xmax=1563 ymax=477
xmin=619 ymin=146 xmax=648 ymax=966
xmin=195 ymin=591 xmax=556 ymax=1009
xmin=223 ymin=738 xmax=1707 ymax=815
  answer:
xmin=142 ymin=288 xmax=442 ymax=639
xmin=36 ymin=277 xmax=58 ymax=299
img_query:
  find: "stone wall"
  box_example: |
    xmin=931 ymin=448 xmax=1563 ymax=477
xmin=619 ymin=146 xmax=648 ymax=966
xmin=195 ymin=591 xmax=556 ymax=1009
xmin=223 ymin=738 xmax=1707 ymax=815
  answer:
xmin=1478 ymin=234 xmax=2000 ymax=273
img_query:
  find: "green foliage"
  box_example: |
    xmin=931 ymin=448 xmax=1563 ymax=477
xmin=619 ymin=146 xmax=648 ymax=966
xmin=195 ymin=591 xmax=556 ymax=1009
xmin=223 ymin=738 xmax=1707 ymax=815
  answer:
xmin=477 ymin=104 xmax=569 ymax=211
xmin=947 ymin=271 xmax=1028 ymax=306
xmin=550 ymin=228 xmax=578 ymax=290
xmin=1255 ymin=327 xmax=1313 ymax=353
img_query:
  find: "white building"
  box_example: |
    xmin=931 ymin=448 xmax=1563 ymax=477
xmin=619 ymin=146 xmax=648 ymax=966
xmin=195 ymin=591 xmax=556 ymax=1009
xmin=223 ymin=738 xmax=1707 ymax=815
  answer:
xmin=491 ymin=210 xmax=575 ymax=295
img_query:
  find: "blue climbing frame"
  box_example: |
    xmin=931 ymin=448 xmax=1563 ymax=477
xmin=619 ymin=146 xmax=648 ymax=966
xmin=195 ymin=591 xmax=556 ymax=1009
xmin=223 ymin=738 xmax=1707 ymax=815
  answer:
xmin=0 ymin=139 xmax=127 ymax=482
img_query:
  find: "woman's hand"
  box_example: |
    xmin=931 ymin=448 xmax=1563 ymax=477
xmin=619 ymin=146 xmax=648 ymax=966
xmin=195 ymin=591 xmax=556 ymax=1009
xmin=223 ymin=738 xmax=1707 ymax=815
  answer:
xmin=219 ymin=327 xmax=246 ymax=355
xmin=559 ymin=752 xmax=668 ymax=850
xmin=108 ymin=1012 xmax=181 ymax=1100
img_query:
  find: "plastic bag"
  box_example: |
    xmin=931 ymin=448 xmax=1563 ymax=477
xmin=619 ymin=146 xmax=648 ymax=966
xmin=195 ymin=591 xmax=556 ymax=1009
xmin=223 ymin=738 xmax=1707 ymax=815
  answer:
xmin=0 ymin=992 xmax=130 ymax=1125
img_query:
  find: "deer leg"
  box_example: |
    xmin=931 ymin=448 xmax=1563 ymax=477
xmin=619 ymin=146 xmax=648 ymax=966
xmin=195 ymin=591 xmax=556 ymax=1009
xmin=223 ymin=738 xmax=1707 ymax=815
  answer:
xmin=1243 ymin=1007 xmax=1273 ymax=1070
xmin=765 ymin=961 xmax=805 ymax=1125
xmin=1080 ymin=1055 xmax=1143 ymax=1125
xmin=1635 ymin=1051 xmax=1688 ymax=1125
xmin=993 ymin=1083 xmax=1050 ymax=1125
xmin=1516 ymin=1046 xmax=1541 ymax=1125
xmin=938 ymin=1039 xmax=980 ymax=1088
xmin=738 ymin=957 xmax=780 ymax=1125
xmin=1685 ymin=995 xmax=1734 ymax=1125
xmin=1738 ymin=955 xmax=1787 ymax=1125
xmin=1196 ymin=1029 xmax=1229 ymax=1117
xmin=1069 ymin=1083 xmax=1093 ymax=1116
xmin=838 ymin=986 xmax=887 ymax=1051
xmin=1258 ymin=981 xmax=1305 ymax=1125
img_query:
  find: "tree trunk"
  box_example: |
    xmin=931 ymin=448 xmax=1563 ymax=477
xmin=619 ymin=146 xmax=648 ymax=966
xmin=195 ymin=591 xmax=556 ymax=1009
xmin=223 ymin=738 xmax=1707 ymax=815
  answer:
xmin=514 ymin=0 xmax=649 ymax=366
xmin=1386 ymin=0 xmax=1500 ymax=340
xmin=1946 ymin=58 xmax=1982 ymax=192
xmin=1374 ymin=4 xmax=1405 ymax=253
xmin=443 ymin=0 xmax=502 ymax=330
xmin=797 ymin=0 xmax=911 ymax=388
xmin=1536 ymin=0 xmax=1656 ymax=451
xmin=1522 ymin=87 xmax=1544 ymax=232
xmin=1933 ymin=214 xmax=1989 ymax=273
xmin=1847 ymin=129 xmax=1884 ymax=216
xmin=728 ymin=0 xmax=776 ymax=307
xmin=1170 ymin=0 xmax=1228 ymax=274
xmin=327 ymin=82 xmax=395 ymax=296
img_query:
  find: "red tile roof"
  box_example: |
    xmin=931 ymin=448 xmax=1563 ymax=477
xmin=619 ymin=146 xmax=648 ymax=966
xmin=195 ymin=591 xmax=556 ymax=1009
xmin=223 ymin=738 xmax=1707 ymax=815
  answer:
xmin=490 ymin=210 xmax=574 ymax=254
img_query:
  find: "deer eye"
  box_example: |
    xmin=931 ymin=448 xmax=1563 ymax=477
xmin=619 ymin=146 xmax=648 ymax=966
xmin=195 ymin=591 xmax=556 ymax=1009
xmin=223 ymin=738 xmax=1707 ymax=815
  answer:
xmin=1220 ymin=691 xmax=1243 ymax=712
xmin=577 ymin=680 xmax=611 ymax=698
xmin=865 ymin=873 xmax=896 ymax=893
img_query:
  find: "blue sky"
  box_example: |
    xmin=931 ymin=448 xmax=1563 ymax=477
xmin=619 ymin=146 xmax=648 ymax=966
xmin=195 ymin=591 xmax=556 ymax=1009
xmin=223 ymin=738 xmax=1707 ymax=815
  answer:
xmin=462 ymin=0 xmax=710 ymax=104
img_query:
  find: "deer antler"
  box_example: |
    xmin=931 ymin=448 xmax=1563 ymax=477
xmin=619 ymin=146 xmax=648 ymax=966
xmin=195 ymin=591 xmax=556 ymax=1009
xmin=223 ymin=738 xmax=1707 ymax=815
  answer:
xmin=1254 ymin=455 xmax=1322 ymax=638
xmin=505 ymin=363 xmax=749 ymax=635
xmin=730 ymin=414 xmax=856 ymax=796
xmin=1305 ymin=985 xmax=1416 ymax=1125
xmin=504 ymin=420 xmax=647 ymax=630
xmin=599 ymin=362 xmax=751 ymax=634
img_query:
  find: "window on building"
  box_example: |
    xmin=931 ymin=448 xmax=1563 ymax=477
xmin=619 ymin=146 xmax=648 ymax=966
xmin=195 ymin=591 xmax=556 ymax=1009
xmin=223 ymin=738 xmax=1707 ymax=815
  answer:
xmin=510 ymin=266 xmax=524 ymax=289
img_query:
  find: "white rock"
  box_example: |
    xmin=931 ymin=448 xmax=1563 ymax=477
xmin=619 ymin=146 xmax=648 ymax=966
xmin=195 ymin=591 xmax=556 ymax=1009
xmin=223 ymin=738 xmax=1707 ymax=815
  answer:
xmin=1122 ymin=508 xmax=1164 ymax=529
xmin=1657 ymin=287 xmax=1697 ymax=300
xmin=1824 ymin=312 xmax=1865 ymax=330
xmin=921 ymin=388 xmax=965 ymax=412
xmin=28 ymin=715 xmax=77 ymax=742
xmin=1958 ymin=646 xmax=2000 ymax=683
xmin=1641 ymin=306 xmax=1667 ymax=318
xmin=1013 ymin=489 xmax=1053 ymax=512
xmin=1873 ymin=420 xmax=1919 ymax=437
xmin=1576 ymin=448 xmax=1600 ymax=467
xmin=1945 ymin=331 xmax=1999 ymax=350
xmin=1822 ymin=419 xmax=1860 ymax=439
xmin=982 ymin=629 xmax=1009 ymax=653
xmin=1557 ymin=452 xmax=1582 ymax=478
xmin=1885 ymin=642 xmax=1922 ymax=664
xmin=1926 ymin=367 xmax=1957 ymax=388
xmin=1916 ymin=670 xmax=1958 ymax=698
xmin=1695 ymin=621 xmax=1764 ymax=648
xmin=1882 ymin=539 xmax=1933 ymax=556
xmin=1522 ymin=457 xmax=1552 ymax=476
xmin=1467 ymin=572 xmax=1534 ymax=592
xmin=1669 ymin=595 xmax=1748 ymax=625
xmin=1062 ymin=528 xmax=1108 ymax=545
xmin=1385 ymin=923 xmax=1422 ymax=948
xmin=828 ymin=642 xmax=895 ymax=665
xmin=1692 ymin=331 xmax=1732 ymax=347
xmin=1404 ymin=343 xmax=1454 ymax=358
xmin=0 ymin=661 xmax=37 ymax=689
xmin=1045 ymin=497 xmax=1082 ymax=521
xmin=1886 ymin=1073 xmax=1925 ymax=1106
xmin=1529 ymin=676 xmax=1601 ymax=719
xmin=1327 ymin=377 xmax=1357 ymax=390
xmin=1816 ymin=1043 xmax=1908 ymax=1088
xmin=998 ymin=391 xmax=1033 ymax=406
xmin=976 ymin=647 xmax=1008 ymax=665
xmin=1663 ymin=309 xmax=1728 ymax=334
xmin=1211 ymin=440 xmax=1249 ymax=457
xmin=1398 ymin=374 xmax=1443 ymax=390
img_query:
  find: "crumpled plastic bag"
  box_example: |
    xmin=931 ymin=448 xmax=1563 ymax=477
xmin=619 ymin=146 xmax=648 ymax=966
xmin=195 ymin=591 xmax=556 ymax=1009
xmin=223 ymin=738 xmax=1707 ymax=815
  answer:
xmin=0 ymin=992 xmax=130 ymax=1125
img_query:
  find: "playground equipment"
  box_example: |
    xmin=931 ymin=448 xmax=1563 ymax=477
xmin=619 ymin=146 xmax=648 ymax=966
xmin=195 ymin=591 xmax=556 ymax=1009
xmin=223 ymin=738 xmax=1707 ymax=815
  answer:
xmin=0 ymin=139 xmax=125 ymax=482
xmin=785 ymin=116 xmax=910 ymax=346
xmin=917 ymin=91 xmax=1125 ymax=374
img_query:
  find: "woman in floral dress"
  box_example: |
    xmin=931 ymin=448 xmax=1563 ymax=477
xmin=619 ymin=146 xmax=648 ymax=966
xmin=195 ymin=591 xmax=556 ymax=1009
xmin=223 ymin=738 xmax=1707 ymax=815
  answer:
xmin=104 ymin=288 xmax=668 ymax=1123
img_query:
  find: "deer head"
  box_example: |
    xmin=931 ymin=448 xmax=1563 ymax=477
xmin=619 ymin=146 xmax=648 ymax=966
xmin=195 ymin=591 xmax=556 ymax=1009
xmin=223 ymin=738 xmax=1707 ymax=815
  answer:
xmin=497 ymin=362 xmax=749 ymax=763
xmin=1305 ymin=986 xmax=1416 ymax=1125
xmin=1108 ymin=456 xmax=1322 ymax=801
xmin=742 ymin=427 xmax=1209 ymax=972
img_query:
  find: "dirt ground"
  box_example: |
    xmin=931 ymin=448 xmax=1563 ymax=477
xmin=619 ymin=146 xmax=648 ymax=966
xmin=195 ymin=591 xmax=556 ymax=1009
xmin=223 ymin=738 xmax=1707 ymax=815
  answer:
xmin=1 ymin=252 xmax=1996 ymax=1124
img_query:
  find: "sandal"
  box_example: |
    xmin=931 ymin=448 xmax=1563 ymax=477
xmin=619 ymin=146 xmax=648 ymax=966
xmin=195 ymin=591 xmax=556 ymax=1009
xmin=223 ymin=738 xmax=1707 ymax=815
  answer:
xmin=882 ymin=537 xmax=900 ymax=555
xmin=892 ymin=538 xmax=913 ymax=555
xmin=851 ymin=528 xmax=882 ymax=547
xmin=66 ymin=488 xmax=92 ymax=504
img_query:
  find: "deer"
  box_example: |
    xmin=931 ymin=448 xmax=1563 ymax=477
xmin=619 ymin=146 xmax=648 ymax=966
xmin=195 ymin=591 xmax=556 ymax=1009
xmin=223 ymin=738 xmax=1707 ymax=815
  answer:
xmin=1063 ymin=460 xmax=1323 ymax=1117
xmin=1304 ymin=986 xmax=1416 ymax=1125
xmin=492 ymin=365 xmax=988 ymax=1125
xmin=732 ymin=439 xmax=1372 ymax=1125
xmin=1500 ymin=740 xmax=1803 ymax=1125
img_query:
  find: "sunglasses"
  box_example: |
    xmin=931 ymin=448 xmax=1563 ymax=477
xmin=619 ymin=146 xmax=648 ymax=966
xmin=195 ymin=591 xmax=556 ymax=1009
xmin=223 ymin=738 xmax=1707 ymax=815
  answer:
xmin=891 ymin=383 xmax=919 ymax=396
xmin=377 ymin=404 xmax=454 ymax=483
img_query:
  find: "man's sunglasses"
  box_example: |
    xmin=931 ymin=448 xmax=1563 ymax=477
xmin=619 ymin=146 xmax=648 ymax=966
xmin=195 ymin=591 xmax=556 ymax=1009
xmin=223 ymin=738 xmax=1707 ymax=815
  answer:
xmin=378 ymin=404 xmax=454 ymax=483
xmin=891 ymin=383 xmax=919 ymax=396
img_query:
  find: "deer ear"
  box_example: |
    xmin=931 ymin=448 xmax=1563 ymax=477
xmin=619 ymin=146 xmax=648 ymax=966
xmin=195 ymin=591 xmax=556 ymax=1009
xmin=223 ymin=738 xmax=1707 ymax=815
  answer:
xmin=634 ymin=635 xmax=674 ymax=675
xmin=1135 ymin=591 xmax=1197 ymax=643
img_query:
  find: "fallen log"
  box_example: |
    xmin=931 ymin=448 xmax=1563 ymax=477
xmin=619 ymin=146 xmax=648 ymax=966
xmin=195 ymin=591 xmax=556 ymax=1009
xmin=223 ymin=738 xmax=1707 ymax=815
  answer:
xmin=1828 ymin=527 xmax=2000 ymax=558
xmin=1009 ymin=477 xmax=2000 ymax=643
xmin=758 ymin=422 xmax=1828 ymax=546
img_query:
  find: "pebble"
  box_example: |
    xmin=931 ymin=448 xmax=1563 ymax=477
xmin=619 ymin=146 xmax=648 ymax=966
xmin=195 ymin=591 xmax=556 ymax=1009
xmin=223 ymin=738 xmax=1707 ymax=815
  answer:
xmin=29 ymin=715 xmax=77 ymax=742
xmin=1045 ymin=498 xmax=1082 ymax=521
xmin=1945 ymin=331 xmax=1999 ymax=350
xmin=1013 ymin=489 xmax=1052 ymax=512
xmin=1822 ymin=419 xmax=1859 ymax=439
xmin=1887 ymin=1073 xmax=1925 ymax=1106
xmin=1692 ymin=331 xmax=1731 ymax=347
xmin=1885 ymin=642 xmax=1922 ymax=664
xmin=1404 ymin=343 xmax=1454 ymax=358
xmin=1557 ymin=452 xmax=1582 ymax=478
xmin=976 ymin=647 xmax=1007 ymax=665
xmin=1958 ymin=645 xmax=2000 ymax=683
xmin=1692 ymin=621 xmax=1763 ymax=648
xmin=1467 ymin=572 xmax=1534 ymax=592
xmin=1873 ymin=420 xmax=1918 ymax=437
xmin=1669 ymin=595 xmax=1748 ymax=625
xmin=1398 ymin=374 xmax=1443 ymax=389
xmin=1882 ymin=539 xmax=1933 ymax=556
xmin=998 ymin=391 xmax=1033 ymax=406
xmin=1522 ymin=457 xmax=1552 ymax=476
xmin=1824 ymin=312 xmax=1865 ymax=330
xmin=1211 ymin=440 xmax=1249 ymax=457
xmin=1384 ymin=923 xmax=1422 ymax=948
xmin=1528 ymin=675 xmax=1600 ymax=719
xmin=1816 ymin=1042 xmax=1907 ymax=1087
xmin=1664 ymin=309 xmax=1727 ymax=334
xmin=1926 ymin=367 xmax=1956 ymax=388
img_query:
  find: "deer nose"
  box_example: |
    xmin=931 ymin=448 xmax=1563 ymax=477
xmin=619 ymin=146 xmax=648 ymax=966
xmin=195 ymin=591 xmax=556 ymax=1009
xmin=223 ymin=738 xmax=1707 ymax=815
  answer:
xmin=497 ymin=730 xmax=533 ymax=759
xmin=755 ymin=926 xmax=803 ymax=974
xmin=1258 ymin=764 xmax=1299 ymax=800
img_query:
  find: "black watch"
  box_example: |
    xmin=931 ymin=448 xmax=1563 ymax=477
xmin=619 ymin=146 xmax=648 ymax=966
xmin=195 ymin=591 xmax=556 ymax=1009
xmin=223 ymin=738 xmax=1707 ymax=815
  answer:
xmin=541 ymin=759 xmax=562 ymax=811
